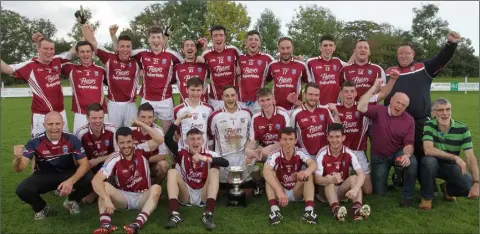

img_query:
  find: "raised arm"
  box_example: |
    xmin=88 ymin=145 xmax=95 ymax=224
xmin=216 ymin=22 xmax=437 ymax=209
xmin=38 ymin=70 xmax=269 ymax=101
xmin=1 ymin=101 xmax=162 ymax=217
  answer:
xmin=109 ymin=25 xmax=119 ymax=51
xmin=1 ymin=60 xmax=14 ymax=75
xmin=132 ymin=119 xmax=164 ymax=151
xmin=376 ymin=69 xmax=399 ymax=102
xmin=357 ymin=79 xmax=380 ymax=113
xmin=423 ymin=31 xmax=460 ymax=78
xmin=12 ymin=145 xmax=31 ymax=172
xmin=81 ymin=24 xmax=98 ymax=51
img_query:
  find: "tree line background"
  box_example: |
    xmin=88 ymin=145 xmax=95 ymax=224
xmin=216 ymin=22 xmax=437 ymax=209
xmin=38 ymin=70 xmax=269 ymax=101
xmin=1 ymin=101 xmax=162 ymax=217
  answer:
xmin=1 ymin=1 xmax=478 ymax=86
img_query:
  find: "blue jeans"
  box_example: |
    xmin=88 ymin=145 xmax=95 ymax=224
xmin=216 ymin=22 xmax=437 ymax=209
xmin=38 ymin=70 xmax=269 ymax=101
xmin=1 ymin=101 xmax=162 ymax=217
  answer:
xmin=420 ymin=156 xmax=473 ymax=199
xmin=371 ymin=150 xmax=418 ymax=200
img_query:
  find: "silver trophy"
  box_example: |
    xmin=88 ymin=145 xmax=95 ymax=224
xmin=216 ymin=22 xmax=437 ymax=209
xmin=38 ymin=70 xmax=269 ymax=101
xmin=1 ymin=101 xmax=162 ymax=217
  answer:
xmin=227 ymin=160 xmax=255 ymax=207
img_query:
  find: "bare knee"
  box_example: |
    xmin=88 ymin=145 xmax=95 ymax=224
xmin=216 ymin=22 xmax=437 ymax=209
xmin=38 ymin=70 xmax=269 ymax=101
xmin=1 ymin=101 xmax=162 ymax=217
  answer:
xmin=209 ymin=168 xmax=219 ymax=177
xmin=156 ymin=160 xmax=169 ymax=174
xmin=104 ymin=182 xmax=116 ymax=196
xmin=349 ymin=175 xmax=357 ymax=185
xmin=167 ymin=168 xmax=178 ymax=178
xmin=151 ymin=184 xmax=162 ymax=198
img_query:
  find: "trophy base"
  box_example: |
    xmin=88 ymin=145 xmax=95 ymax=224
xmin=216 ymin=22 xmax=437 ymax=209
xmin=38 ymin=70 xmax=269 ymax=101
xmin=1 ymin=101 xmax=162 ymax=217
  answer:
xmin=227 ymin=190 xmax=247 ymax=207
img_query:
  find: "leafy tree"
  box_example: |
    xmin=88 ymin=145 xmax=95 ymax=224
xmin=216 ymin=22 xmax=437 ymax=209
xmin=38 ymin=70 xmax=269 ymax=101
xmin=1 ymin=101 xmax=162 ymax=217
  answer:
xmin=253 ymin=8 xmax=282 ymax=55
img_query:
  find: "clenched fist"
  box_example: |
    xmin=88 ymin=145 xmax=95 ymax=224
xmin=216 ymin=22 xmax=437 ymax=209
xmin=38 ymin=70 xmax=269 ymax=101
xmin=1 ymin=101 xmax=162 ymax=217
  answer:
xmin=389 ymin=69 xmax=400 ymax=80
xmin=13 ymin=145 xmax=25 ymax=159
xmin=31 ymin=32 xmax=44 ymax=44
xmin=447 ymin=31 xmax=461 ymax=43
xmin=109 ymin=24 xmax=119 ymax=35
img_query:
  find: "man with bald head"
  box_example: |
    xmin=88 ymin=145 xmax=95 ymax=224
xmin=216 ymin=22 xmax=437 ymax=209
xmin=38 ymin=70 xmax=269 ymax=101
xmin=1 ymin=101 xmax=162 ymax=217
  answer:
xmin=357 ymin=84 xmax=418 ymax=207
xmin=13 ymin=112 xmax=93 ymax=220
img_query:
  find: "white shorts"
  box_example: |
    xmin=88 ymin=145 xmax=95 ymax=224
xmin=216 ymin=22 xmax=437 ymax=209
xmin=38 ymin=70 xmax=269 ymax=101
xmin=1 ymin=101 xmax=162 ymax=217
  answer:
xmin=107 ymin=101 xmax=137 ymax=128
xmin=179 ymin=185 xmax=205 ymax=207
xmin=208 ymin=98 xmax=224 ymax=111
xmin=141 ymin=98 xmax=174 ymax=121
xmin=238 ymin=101 xmax=261 ymax=115
xmin=285 ymin=188 xmax=303 ymax=202
xmin=72 ymin=113 xmax=109 ymax=134
xmin=119 ymin=190 xmax=144 ymax=210
xmin=353 ymin=150 xmax=370 ymax=174
xmin=219 ymin=154 xmax=252 ymax=184
xmin=31 ymin=110 xmax=69 ymax=137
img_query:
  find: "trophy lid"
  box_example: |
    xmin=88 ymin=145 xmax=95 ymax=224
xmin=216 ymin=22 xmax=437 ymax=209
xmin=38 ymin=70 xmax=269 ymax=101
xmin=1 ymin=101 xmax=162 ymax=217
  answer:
xmin=228 ymin=166 xmax=246 ymax=172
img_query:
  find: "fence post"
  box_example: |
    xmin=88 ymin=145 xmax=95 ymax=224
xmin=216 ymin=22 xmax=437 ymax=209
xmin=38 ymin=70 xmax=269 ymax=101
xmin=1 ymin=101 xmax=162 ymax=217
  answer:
xmin=464 ymin=76 xmax=468 ymax=94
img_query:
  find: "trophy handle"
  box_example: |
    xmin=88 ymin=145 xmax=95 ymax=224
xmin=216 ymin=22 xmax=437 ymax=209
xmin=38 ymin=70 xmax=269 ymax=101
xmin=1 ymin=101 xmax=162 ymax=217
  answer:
xmin=243 ymin=159 xmax=256 ymax=179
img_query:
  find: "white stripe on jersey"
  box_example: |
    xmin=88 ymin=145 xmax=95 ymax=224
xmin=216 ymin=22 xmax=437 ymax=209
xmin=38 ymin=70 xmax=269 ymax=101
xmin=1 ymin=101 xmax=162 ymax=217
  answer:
xmin=28 ymin=70 xmax=54 ymax=111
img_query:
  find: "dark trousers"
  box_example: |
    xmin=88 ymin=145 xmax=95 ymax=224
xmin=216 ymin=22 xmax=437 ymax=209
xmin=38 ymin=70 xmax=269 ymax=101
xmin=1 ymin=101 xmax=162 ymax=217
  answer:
xmin=15 ymin=170 xmax=94 ymax=213
xmin=414 ymin=117 xmax=428 ymax=159
xmin=420 ymin=156 xmax=473 ymax=199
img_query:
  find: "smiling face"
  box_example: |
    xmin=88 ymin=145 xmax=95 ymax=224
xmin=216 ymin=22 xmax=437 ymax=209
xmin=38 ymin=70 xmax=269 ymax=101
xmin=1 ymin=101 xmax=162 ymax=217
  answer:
xmin=211 ymin=29 xmax=226 ymax=51
xmin=327 ymin=130 xmax=345 ymax=151
xmin=433 ymin=102 xmax=452 ymax=126
xmin=341 ymin=86 xmax=357 ymax=105
xmin=305 ymin=86 xmax=320 ymax=108
xmin=246 ymin=33 xmax=261 ymax=54
xmin=222 ymin=87 xmax=237 ymax=109
xmin=181 ymin=40 xmax=197 ymax=60
xmin=258 ymin=94 xmax=274 ymax=112
xmin=280 ymin=132 xmax=296 ymax=151
xmin=278 ymin=39 xmax=293 ymax=61
xmin=148 ymin=33 xmax=165 ymax=53
xmin=187 ymin=84 xmax=203 ymax=101
xmin=43 ymin=112 xmax=64 ymax=141
xmin=117 ymin=39 xmax=132 ymax=60
xmin=38 ymin=40 xmax=55 ymax=63
xmin=354 ymin=41 xmax=370 ymax=63
xmin=397 ymin=45 xmax=415 ymax=67
xmin=77 ymin=44 xmax=93 ymax=66
xmin=87 ymin=110 xmax=105 ymax=132
xmin=320 ymin=40 xmax=336 ymax=60
xmin=117 ymin=134 xmax=134 ymax=157
xmin=186 ymin=133 xmax=204 ymax=154
xmin=389 ymin=93 xmax=409 ymax=116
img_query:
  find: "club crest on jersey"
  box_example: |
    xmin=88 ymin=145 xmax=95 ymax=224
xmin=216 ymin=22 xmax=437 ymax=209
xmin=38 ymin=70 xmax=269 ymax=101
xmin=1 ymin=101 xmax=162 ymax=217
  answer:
xmin=276 ymin=124 xmax=281 ymax=130
xmin=241 ymin=118 xmax=246 ymax=123
xmin=62 ymin=145 xmax=68 ymax=153
xmin=292 ymin=69 xmax=296 ymax=75
xmin=197 ymin=67 xmax=202 ymax=72
xmin=333 ymin=65 xmax=337 ymax=71
xmin=319 ymin=114 xmax=325 ymax=121
xmin=134 ymin=159 xmax=138 ymax=166
xmin=128 ymin=62 xmax=132 ymax=68
xmin=368 ymin=69 xmax=372 ymax=75
xmin=94 ymin=71 xmax=99 ymax=76
xmin=202 ymin=113 xmax=207 ymax=119
xmin=410 ymin=66 xmax=415 ymax=71
xmin=227 ymin=56 xmax=232 ymax=62
xmin=105 ymin=140 xmax=110 ymax=147
xmin=162 ymin=59 xmax=167 ymax=64
xmin=355 ymin=111 xmax=359 ymax=118
xmin=258 ymin=60 xmax=262 ymax=66
xmin=53 ymin=66 xmax=59 ymax=71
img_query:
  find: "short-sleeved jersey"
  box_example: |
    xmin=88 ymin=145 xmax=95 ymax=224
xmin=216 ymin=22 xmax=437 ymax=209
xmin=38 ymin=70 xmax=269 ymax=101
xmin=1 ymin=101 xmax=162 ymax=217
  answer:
xmin=173 ymin=101 xmax=213 ymax=149
xmin=237 ymin=52 xmax=274 ymax=102
xmin=100 ymin=144 xmax=151 ymax=192
xmin=265 ymin=147 xmax=311 ymax=190
xmin=422 ymin=118 xmax=473 ymax=156
xmin=132 ymin=49 xmax=183 ymax=101
xmin=173 ymin=61 xmax=209 ymax=102
xmin=175 ymin=148 xmax=220 ymax=189
xmin=208 ymin=106 xmax=252 ymax=157
xmin=265 ymin=59 xmax=310 ymax=111
xmin=130 ymin=124 xmax=168 ymax=160
xmin=339 ymin=61 xmax=386 ymax=101
xmin=61 ymin=63 xmax=107 ymax=114
xmin=249 ymin=106 xmax=290 ymax=147
xmin=202 ymin=46 xmax=242 ymax=100
xmin=96 ymin=46 xmax=140 ymax=102
xmin=23 ymin=132 xmax=86 ymax=172
xmin=74 ymin=123 xmax=117 ymax=160
xmin=291 ymin=104 xmax=334 ymax=156
xmin=306 ymin=57 xmax=344 ymax=105
xmin=315 ymin=146 xmax=361 ymax=183
xmin=10 ymin=53 xmax=72 ymax=114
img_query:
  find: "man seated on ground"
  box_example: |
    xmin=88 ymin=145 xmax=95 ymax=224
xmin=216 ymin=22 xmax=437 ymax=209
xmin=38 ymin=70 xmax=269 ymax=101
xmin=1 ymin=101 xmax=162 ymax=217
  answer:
xmin=92 ymin=120 xmax=164 ymax=234
xmin=163 ymin=113 xmax=229 ymax=230
xmin=419 ymin=97 xmax=479 ymax=210
xmin=315 ymin=123 xmax=371 ymax=222
xmin=357 ymin=87 xmax=418 ymax=207
xmin=75 ymin=103 xmax=118 ymax=204
xmin=263 ymin=127 xmax=317 ymax=225
xmin=13 ymin=112 xmax=93 ymax=220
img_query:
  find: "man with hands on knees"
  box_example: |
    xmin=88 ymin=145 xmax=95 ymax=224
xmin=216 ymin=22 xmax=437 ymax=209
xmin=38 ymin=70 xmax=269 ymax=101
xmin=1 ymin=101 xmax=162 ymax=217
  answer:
xmin=263 ymin=127 xmax=318 ymax=225
xmin=14 ymin=111 xmax=93 ymax=221
xmin=357 ymin=83 xmax=417 ymax=207
xmin=315 ymin=123 xmax=370 ymax=222
xmin=418 ymin=97 xmax=479 ymax=210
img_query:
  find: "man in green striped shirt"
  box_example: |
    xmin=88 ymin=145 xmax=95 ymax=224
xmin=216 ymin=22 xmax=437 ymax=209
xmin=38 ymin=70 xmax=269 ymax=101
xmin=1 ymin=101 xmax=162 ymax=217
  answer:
xmin=419 ymin=97 xmax=479 ymax=210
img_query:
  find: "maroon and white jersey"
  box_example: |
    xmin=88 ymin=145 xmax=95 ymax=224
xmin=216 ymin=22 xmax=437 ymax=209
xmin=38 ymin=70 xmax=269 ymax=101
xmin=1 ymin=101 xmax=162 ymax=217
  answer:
xmin=291 ymin=104 xmax=335 ymax=156
xmin=96 ymin=46 xmax=140 ymax=102
xmin=339 ymin=61 xmax=385 ymax=101
xmin=202 ymin=46 xmax=242 ymax=100
xmin=174 ymin=101 xmax=213 ymax=149
xmin=208 ymin=106 xmax=252 ymax=157
xmin=237 ymin=52 xmax=274 ymax=102
xmin=315 ymin=146 xmax=361 ymax=183
xmin=130 ymin=124 xmax=168 ymax=160
xmin=306 ymin=57 xmax=345 ymax=105
xmin=10 ymin=52 xmax=72 ymax=114
xmin=74 ymin=123 xmax=117 ymax=160
xmin=175 ymin=148 xmax=220 ymax=189
xmin=173 ymin=61 xmax=209 ymax=102
xmin=249 ymin=106 xmax=290 ymax=147
xmin=132 ymin=49 xmax=183 ymax=101
xmin=265 ymin=147 xmax=311 ymax=190
xmin=100 ymin=143 xmax=151 ymax=192
xmin=62 ymin=63 xmax=107 ymax=114
xmin=265 ymin=58 xmax=310 ymax=111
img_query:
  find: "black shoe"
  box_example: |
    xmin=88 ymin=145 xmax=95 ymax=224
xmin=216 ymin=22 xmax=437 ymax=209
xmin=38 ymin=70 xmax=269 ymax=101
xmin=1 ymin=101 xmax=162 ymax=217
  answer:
xmin=301 ymin=210 xmax=317 ymax=224
xmin=164 ymin=212 xmax=184 ymax=229
xmin=202 ymin=212 xmax=216 ymax=230
xmin=254 ymin=180 xmax=265 ymax=197
xmin=269 ymin=211 xmax=282 ymax=225
xmin=399 ymin=199 xmax=413 ymax=208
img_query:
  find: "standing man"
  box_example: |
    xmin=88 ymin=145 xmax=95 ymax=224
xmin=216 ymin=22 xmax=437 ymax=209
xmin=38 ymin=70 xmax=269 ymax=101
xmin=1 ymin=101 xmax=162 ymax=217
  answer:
xmin=339 ymin=39 xmax=386 ymax=101
xmin=265 ymin=37 xmax=310 ymax=113
xmin=81 ymin=23 xmax=140 ymax=129
xmin=384 ymin=32 xmax=461 ymax=161
xmin=202 ymin=25 xmax=243 ymax=110
xmin=237 ymin=30 xmax=274 ymax=114
xmin=1 ymin=34 xmax=75 ymax=136
xmin=62 ymin=41 xmax=109 ymax=133
xmin=13 ymin=112 xmax=93 ymax=220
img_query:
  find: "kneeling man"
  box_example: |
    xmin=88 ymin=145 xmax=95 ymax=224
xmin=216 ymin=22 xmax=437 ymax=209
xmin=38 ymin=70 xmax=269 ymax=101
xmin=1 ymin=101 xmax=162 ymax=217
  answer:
xmin=263 ymin=127 xmax=317 ymax=225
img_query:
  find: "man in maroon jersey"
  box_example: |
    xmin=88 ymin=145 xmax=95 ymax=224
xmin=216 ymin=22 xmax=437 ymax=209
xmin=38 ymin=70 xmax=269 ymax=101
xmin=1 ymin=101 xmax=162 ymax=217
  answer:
xmin=62 ymin=41 xmax=109 ymax=133
xmin=263 ymin=127 xmax=317 ymax=225
xmin=291 ymin=83 xmax=340 ymax=158
xmin=91 ymin=120 xmax=164 ymax=234
xmin=1 ymin=34 xmax=75 ymax=136
xmin=333 ymin=70 xmax=399 ymax=195
xmin=315 ymin=123 xmax=371 ymax=222
xmin=265 ymin=37 xmax=310 ymax=114
xmin=163 ymin=114 xmax=229 ymax=230
xmin=237 ymin=30 xmax=274 ymax=114
xmin=131 ymin=103 xmax=170 ymax=186
xmin=81 ymin=24 xmax=140 ymax=129
xmin=174 ymin=39 xmax=209 ymax=103
xmin=201 ymin=25 xmax=243 ymax=110
xmin=339 ymin=39 xmax=386 ymax=101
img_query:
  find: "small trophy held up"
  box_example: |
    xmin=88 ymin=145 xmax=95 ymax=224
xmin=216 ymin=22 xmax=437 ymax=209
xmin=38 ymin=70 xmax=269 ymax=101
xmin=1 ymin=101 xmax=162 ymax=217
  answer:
xmin=226 ymin=160 xmax=255 ymax=207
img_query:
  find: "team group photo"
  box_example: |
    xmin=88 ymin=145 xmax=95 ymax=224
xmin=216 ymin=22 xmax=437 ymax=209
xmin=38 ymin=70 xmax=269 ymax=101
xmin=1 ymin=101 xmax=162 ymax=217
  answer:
xmin=0 ymin=1 xmax=478 ymax=233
